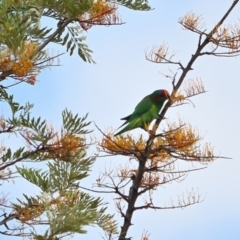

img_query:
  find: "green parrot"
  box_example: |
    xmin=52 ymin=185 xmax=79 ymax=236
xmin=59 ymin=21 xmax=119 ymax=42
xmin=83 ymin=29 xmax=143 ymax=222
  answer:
xmin=114 ymin=89 xmax=170 ymax=136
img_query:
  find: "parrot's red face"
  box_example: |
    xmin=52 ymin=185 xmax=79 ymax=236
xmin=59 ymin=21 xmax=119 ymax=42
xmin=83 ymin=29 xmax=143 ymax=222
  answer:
xmin=153 ymin=90 xmax=170 ymax=101
xmin=162 ymin=90 xmax=170 ymax=99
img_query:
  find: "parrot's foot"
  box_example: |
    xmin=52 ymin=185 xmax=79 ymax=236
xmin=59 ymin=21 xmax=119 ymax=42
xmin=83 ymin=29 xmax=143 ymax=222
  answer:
xmin=148 ymin=129 xmax=154 ymax=135
xmin=143 ymin=123 xmax=150 ymax=133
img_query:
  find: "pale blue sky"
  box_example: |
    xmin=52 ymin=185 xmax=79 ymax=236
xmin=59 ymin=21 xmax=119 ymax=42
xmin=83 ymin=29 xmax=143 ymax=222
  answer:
xmin=3 ymin=1 xmax=240 ymax=239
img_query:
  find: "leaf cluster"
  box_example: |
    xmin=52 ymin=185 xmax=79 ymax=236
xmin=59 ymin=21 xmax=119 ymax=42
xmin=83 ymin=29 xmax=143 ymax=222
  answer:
xmin=0 ymin=0 xmax=152 ymax=81
xmin=0 ymin=88 xmax=118 ymax=238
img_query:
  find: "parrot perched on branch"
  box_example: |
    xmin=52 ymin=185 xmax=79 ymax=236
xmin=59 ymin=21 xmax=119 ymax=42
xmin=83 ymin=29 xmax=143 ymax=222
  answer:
xmin=114 ymin=89 xmax=170 ymax=136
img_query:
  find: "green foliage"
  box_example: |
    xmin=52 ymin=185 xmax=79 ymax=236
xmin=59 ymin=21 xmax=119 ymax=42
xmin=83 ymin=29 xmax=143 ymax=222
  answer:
xmin=17 ymin=167 xmax=49 ymax=191
xmin=57 ymin=27 xmax=95 ymax=62
xmin=46 ymin=193 xmax=118 ymax=235
xmin=11 ymin=191 xmax=116 ymax=238
xmin=41 ymin=0 xmax=94 ymax=19
xmin=0 ymin=88 xmax=33 ymax=117
xmin=15 ymin=141 xmax=118 ymax=237
xmin=1 ymin=147 xmax=26 ymax=163
xmin=0 ymin=88 xmax=52 ymax=147
xmin=0 ymin=0 xmax=94 ymax=62
xmin=114 ymin=0 xmax=152 ymax=11
xmin=62 ymin=109 xmax=91 ymax=135
xmin=0 ymin=85 xmax=117 ymax=238
xmin=0 ymin=0 xmax=152 ymax=65
xmin=66 ymin=25 xmax=94 ymax=62
xmin=0 ymin=1 xmax=41 ymax=51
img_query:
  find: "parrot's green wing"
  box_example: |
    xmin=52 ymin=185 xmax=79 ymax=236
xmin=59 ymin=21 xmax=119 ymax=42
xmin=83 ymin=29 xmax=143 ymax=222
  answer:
xmin=114 ymin=117 xmax=147 ymax=136
xmin=116 ymin=95 xmax=153 ymax=130
xmin=129 ymin=95 xmax=153 ymax=120
xmin=115 ymin=96 xmax=157 ymax=136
